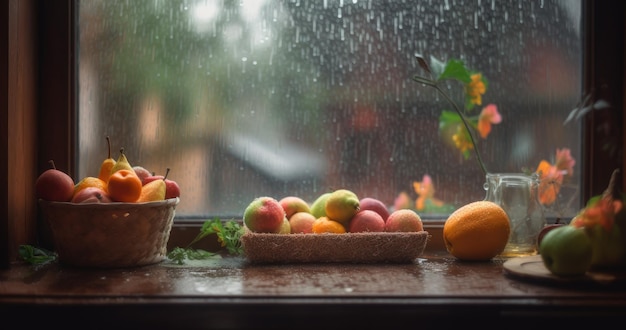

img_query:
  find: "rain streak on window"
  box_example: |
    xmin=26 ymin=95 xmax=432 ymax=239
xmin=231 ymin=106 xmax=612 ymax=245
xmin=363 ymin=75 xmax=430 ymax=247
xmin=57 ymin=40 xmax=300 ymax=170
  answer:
xmin=78 ymin=0 xmax=582 ymax=219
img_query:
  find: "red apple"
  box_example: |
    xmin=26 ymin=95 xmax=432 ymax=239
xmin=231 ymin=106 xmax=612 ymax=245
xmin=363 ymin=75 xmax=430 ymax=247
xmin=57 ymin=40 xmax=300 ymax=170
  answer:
xmin=164 ymin=178 xmax=181 ymax=199
xmin=71 ymin=187 xmax=112 ymax=203
xmin=243 ymin=196 xmax=286 ymax=233
xmin=359 ymin=197 xmax=391 ymax=222
xmin=279 ymin=196 xmax=311 ymax=219
xmin=349 ymin=210 xmax=385 ymax=233
xmin=133 ymin=165 xmax=152 ymax=184
xmin=35 ymin=160 xmax=75 ymax=202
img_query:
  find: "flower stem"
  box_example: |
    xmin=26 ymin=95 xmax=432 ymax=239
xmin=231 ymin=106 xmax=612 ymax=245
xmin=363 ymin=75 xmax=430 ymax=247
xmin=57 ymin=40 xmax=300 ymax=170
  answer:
xmin=413 ymin=76 xmax=488 ymax=176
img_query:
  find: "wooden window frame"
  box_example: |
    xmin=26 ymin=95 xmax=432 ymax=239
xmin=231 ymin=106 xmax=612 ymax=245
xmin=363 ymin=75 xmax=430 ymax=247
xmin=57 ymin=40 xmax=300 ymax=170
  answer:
xmin=2 ymin=0 xmax=624 ymax=267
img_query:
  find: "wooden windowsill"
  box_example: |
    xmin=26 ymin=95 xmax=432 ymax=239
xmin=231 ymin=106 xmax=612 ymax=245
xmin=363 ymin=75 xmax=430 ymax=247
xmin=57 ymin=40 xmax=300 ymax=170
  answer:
xmin=2 ymin=237 xmax=625 ymax=328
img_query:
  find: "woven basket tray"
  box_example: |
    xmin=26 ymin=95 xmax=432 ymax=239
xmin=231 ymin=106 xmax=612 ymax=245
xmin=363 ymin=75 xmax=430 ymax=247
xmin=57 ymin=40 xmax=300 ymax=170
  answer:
xmin=240 ymin=231 xmax=430 ymax=264
xmin=39 ymin=197 xmax=179 ymax=268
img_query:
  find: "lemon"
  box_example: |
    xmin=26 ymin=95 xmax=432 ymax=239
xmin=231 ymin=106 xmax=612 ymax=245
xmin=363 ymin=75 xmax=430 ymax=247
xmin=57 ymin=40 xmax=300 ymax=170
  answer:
xmin=324 ymin=189 xmax=360 ymax=224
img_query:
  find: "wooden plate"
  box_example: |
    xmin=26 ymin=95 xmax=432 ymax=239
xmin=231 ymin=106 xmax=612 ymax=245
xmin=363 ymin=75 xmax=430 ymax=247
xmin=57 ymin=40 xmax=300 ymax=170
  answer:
xmin=503 ymin=255 xmax=626 ymax=286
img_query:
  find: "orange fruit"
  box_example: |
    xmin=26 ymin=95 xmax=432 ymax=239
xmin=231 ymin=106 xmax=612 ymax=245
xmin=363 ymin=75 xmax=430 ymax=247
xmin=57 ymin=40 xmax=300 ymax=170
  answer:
xmin=74 ymin=176 xmax=108 ymax=196
xmin=107 ymin=169 xmax=142 ymax=202
xmin=311 ymin=217 xmax=346 ymax=234
xmin=443 ymin=201 xmax=510 ymax=261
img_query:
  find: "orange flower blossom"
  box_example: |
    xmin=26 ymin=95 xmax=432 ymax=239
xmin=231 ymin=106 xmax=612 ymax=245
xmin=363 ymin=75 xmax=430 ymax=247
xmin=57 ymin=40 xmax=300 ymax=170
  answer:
xmin=536 ymin=148 xmax=576 ymax=206
xmin=465 ymin=73 xmax=487 ymax=106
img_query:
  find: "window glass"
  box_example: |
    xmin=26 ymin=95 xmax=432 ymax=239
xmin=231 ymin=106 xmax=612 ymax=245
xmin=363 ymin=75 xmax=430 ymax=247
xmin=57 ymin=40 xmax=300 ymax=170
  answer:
xmin=78 ymin=0 xmax=582 ymax=220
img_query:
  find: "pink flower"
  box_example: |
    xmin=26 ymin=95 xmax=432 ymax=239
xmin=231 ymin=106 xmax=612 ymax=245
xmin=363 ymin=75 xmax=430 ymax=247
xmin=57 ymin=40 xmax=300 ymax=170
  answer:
xmin=477 ymin=104 xmax=501 ymax=139
xmin=393 ymin=192 xmax=412 ymax=211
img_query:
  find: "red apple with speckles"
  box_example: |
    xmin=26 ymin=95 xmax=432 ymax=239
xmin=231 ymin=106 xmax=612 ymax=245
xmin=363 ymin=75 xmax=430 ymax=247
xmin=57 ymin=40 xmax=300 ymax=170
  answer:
xmin=243 ymin=196 xmax=286 ymax=233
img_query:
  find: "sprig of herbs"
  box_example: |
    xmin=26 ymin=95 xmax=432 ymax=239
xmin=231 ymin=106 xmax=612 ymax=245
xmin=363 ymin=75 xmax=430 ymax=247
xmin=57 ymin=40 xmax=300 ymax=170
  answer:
xmin=19 ymin=244 xmax=57 ymax=266
xmin=166 ymin=246 xmax=218 ymax=265
xmin=166 ymin=217 xmax=245 ymax=265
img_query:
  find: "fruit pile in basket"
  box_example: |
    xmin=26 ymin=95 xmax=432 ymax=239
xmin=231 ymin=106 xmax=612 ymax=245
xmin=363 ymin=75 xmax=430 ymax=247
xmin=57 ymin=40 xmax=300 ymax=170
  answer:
xmin=35 ymin=137 xmax=180 ymax=203
xmin=243 ymin=189 xmax=424 ymax=235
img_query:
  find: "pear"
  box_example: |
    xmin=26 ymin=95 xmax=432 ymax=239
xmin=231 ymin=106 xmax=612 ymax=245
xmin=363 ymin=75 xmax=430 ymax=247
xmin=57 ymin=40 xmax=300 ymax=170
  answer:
xmin=98 ymin=136 xmax=116 ymax=182
xmin=325 ymin=189 xmax=360 ymax=224
xmin=136 ymin=178 xmax=166 ymax=202
xmin=310 ymin=192 xmax=332 ymax=219
xmin=571 ymin=169 xmax=626 ymax=270
xmin=110 ymin=147 xmax=135 ymax=175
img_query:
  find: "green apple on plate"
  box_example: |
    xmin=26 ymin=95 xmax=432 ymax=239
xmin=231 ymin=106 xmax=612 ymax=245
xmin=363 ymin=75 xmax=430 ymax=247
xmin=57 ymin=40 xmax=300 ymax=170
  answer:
xmin=539 ymin=225 xmax=593 ymax=277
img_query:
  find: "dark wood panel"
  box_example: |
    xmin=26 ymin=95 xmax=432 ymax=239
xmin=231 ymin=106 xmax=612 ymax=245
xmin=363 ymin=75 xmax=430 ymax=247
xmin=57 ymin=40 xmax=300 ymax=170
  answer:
xmin=1 ymin=0 xmax=40 ymax=269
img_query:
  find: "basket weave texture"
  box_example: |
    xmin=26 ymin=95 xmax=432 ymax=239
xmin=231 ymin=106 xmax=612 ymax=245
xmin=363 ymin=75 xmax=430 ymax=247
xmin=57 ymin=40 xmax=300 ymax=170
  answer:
xmin=241 ymin=231 xmax=429 ymax=264
xmin=39 ymin=197 xmax=179 ymax=268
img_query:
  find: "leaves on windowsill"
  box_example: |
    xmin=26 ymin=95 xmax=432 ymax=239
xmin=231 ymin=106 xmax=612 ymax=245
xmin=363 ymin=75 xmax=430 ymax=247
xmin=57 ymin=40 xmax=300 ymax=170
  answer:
xmin=166 ymin=247 xmax=220 ymax=265
xmin=166 ymin=217 xmax=245 ymax=265
xmin=19 ymin=245 xmax=57 ymax=266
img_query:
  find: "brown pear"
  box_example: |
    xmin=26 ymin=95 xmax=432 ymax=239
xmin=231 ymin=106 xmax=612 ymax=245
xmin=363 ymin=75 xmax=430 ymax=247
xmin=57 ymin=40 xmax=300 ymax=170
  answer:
xmin=98 ymin=136 xmax=116 ymax=182
xmin=136 ymin=178 xmax=166 ymax=202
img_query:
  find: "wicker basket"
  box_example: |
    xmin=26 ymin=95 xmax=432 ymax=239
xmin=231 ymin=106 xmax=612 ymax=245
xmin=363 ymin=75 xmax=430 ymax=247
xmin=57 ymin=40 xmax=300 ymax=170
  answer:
xmin=39 ymin=197 xmax=179 ymax=268
xmin=241 ymin=231 xmax=430 ymax=264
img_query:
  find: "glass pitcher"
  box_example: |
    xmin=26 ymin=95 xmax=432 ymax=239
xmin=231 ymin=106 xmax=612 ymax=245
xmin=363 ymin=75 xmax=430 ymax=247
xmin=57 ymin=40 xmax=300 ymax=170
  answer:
xmin=484 ymin=173 xmax=546 ymax=257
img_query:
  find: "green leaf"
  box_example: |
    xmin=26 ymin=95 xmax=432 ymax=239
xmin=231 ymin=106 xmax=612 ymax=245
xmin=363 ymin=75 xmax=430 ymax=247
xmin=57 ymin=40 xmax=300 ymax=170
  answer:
xmin=219 ymin=221 xmax=245 ymax=255
xmin=439 ymin=110 xmax=463 ymax=123
xmin=166 ymin=247 xmax=218 ymax=265
xmin=18 ymin=245 xmax=57 ymax=266
xmin=167 ymin=217 xmax=246 ymax=265
xmin=437 ymin=59 xmax=471 ymax=83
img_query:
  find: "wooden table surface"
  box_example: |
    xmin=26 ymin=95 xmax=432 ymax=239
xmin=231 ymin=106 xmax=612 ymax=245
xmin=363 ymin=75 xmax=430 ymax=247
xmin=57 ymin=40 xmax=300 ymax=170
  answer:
xmin=1 ymin=250 xmax=625 ymax=329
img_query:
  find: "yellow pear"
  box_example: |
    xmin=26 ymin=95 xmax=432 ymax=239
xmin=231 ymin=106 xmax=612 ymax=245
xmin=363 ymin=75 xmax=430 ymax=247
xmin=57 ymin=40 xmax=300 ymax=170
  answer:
xmin=110 ymin=147 xmax=135 ymax=175
xmin=136 ymin=178 xmax=166 ymax=202
xmin=98 ymin=136 xmax=116 ymax=182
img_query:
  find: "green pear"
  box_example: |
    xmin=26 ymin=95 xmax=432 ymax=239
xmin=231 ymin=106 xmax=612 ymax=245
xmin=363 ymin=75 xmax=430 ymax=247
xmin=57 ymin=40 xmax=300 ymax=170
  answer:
xmin=586 ymin=208 xmax=626 ymax=269
xmin=276 ymin=217 xmax=291 ymax=234
xmin=571 ymin=170 xmax=626 ymax=270
xmin=310 ymin=192 xmax=332 ymax=219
